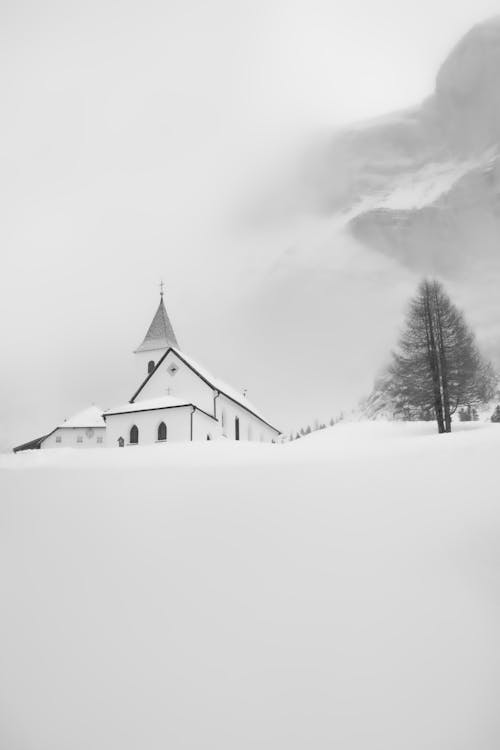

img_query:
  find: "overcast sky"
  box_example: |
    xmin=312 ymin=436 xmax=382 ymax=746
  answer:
xmin=2 ymin=0 xmax=499 ymax=448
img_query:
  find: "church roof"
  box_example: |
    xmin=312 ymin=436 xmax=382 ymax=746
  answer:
xmin=135 ymin=294 xmax=179 ymax=353
xmin=130 ymin=347 xmax=281 ymax=433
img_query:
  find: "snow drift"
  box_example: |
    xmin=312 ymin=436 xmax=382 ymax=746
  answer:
xmin=1 ymin=421 xmax=500 ymax=749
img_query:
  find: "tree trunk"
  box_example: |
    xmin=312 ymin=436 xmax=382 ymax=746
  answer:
xmin=423 ymin=285 xmax=445 ymax=433
xmin=432 ymin=285 xmax=452 ymax=432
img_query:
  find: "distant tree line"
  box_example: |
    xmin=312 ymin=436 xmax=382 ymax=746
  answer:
xmin=288 ymin=413 xmax=344 ymax=441
xmin=366 ymin=279 xmax=497 ymax=434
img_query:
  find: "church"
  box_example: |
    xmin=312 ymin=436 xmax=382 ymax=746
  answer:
xmin=14 ymin=291 xmax=281 ymax=451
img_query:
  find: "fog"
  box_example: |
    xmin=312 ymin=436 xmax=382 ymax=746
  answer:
xmin=2 ymin=0 xmax=499 ymax=449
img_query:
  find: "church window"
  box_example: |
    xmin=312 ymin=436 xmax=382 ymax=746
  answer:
xmin=97 ymin=436 xmax=103 ymax=444
xmin=157 ymin=422 xmax=167 ymax=441
xmin=207 ymin=434 xmax=211 ymax=440
xmin=130 ymin=425 xmax=139 ymax=444
xmin=168 ymin=362 xmax=179 ymax=376
xmin=235 ymin=416 xmax=240 ymax=440
xmin=77 ymin=435 xmax=83 ymax=443
xmin=55 ymin=435 xmax=62 ymax=443
xmin=148 ymin=360 xmax=155 ymax=374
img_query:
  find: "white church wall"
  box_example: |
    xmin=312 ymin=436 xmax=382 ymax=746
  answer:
xmin=192 ymin=409 xmax=221 ymax=441
xmin=135 ymin=351 xmax=215 ymax=415
xmin=42 ymin=427 xmax=106 ymax=449
xmin=217 ymin=395 xmax=279 ymax=443
xmin=104 ymin=406 xmax=193 ymax=447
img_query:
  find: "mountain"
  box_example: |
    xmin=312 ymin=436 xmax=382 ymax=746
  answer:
xmin=297 ymin=17 xmax=500 ymax=275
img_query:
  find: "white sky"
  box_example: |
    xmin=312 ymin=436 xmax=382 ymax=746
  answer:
xmin=2 ymin=0 xmax=499 ymax=448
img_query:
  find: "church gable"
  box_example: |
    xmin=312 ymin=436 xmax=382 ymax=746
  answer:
xmin=132 ymin=349 xmax=216 ymax=416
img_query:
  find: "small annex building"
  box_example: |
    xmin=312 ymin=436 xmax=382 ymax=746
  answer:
xmin=13 ymin=406 xmax=106 ymax=452
xmin=104 ymin=291 xmax=281 ymax=446
xmin=14 ymin=291 xmax=281 ymax=451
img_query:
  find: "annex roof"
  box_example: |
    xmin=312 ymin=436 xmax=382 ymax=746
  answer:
xmin=104 ymin=395 xmax=191 ymax=416
xmin=13 ymin=433 xmax=52 ymax=452
xmin=13 ymin=405 xmax=104 ymax=452
xmin=58 ymin=406 xmax=105 ymax=428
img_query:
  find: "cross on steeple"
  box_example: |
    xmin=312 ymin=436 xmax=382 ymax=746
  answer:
xmin=159 ymin=279 xmax=165 ymax=298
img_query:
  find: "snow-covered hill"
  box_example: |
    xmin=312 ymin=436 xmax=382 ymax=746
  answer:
xmin=2 ymin=421 xmax=500 ymax=749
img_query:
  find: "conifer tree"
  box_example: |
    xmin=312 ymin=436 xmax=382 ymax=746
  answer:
xmin=491 ymin=405 xmax=500 ymax=423
xmin=368 ymin=279 xmax=496 ymax=433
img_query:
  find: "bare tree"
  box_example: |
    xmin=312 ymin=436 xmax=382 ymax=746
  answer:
xmin=367 ymin=279 xmax=496 ymax=433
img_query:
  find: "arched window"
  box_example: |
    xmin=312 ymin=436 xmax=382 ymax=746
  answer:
xmin=130 ymin=425 xmax=139 ymax=444
xmin=148 ymin=360 xmax=155 ymax=374
xmin=235 ymin=416 xmax=240 ymax=441
xmin=207 ymin=434 xmax=212 ymax=441
xmin=157 ymin=421 xmax=167 ymax=441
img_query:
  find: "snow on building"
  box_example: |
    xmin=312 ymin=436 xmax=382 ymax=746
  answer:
xmin=13 ymin=406 xmax=106 ymax=452
xmin=14 ymin=290 xmax=280 ymax=451
xmin=104 ymin=290 xmax=281 ymax=446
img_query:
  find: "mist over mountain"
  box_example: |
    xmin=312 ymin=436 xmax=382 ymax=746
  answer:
xmin=298 ymin=16 xmax=500 ymax=275
xmin=238 ymin=17 xmax=500 ymax=430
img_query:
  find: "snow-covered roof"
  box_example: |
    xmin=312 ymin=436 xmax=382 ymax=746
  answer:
xmin=134 ymin=295 xmax=179 ymax=353
xmin=104 ymin=395 xmax=192 ymax=416
xmin=59 ymin=406 xmax=105 ymax=428
xmin=131 ymin=346 xmax=280 ymax=433
xmin=173 ymin=349 xmax=266 ymax=421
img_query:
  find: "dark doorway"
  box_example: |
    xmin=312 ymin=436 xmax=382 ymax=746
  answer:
xmin=235 ymin=416 xmax=240 ymax=440
xmin=130 ymin=425 xmax=139 ymax=444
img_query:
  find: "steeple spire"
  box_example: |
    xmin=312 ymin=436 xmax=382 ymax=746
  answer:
xmin=134 ymin=288 xmax=179 ymax=353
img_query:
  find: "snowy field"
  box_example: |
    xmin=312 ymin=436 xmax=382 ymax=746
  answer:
xmin=1 ymin=421 xmax=500 ymax=749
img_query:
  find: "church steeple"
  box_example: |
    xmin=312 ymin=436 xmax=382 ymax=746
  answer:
xmin=135 ymin=287 xmax=179 ymax=353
